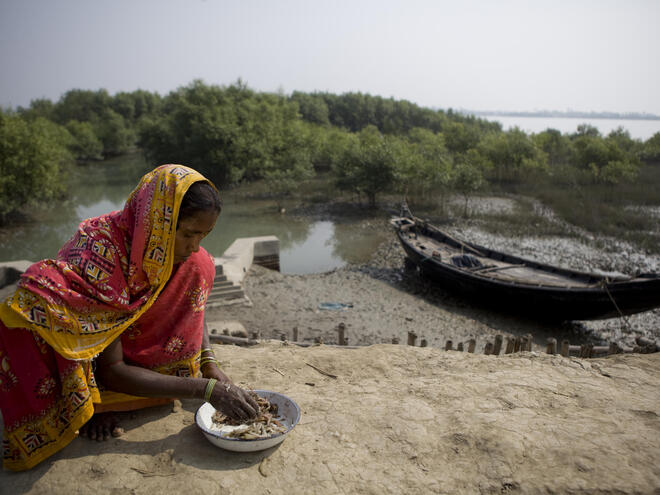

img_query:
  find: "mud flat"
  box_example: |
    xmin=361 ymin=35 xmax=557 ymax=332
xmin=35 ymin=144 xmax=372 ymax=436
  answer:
xmin=215 ymin=219 xmax=660 ymax=350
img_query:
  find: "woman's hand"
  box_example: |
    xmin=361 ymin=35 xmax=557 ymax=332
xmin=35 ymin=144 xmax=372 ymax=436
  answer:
xmin=209 ymin=381 xmax=259 ymax=421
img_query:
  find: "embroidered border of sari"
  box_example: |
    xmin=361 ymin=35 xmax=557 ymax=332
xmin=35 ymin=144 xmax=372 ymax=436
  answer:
xmin=0 ymin=165 xmax=211 ymax=361
xmin=0 ymin=165 xmax=217 ymax=471
xmin=0 ymin=328 xmax=100 ymax=471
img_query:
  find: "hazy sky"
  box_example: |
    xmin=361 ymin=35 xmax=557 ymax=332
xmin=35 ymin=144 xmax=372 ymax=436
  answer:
xmin=1 ymin=0 xmax=659 ymax=114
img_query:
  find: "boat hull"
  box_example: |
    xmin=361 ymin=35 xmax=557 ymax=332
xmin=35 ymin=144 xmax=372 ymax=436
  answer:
xmin=397 ymin=230 xmax=660 ymax=321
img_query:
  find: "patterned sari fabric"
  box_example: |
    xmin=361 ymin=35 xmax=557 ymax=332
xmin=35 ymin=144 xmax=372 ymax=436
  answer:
xmin=0 ymin=165 xmax=216 ymax=471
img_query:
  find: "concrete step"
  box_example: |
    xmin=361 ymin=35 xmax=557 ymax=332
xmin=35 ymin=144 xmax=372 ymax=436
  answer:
xmin=211 ymin=283 xmax=242 ymax=294
xmin=206 ymin=264 xmax=250 ymax=307
xmin=208 ymin=288 xmax=245 ymax=302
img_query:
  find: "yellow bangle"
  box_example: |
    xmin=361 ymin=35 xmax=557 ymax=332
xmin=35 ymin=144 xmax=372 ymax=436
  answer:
xmin=201 ymin=347 xmax=214 ymax=356
xmin=204 ymin=378 xmax=217 ymax=402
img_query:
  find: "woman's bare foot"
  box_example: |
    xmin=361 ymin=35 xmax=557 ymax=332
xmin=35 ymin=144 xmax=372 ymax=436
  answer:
xmin=79 ymin=412 xmax=124 ymax=441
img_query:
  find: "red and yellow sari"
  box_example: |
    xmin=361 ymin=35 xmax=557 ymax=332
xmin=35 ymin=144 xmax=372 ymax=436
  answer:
xmin=0 ymin=165 xmax=216 ymax=471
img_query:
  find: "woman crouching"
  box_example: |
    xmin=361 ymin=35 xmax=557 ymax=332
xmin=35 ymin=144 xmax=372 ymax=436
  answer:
xmin=0 ymin=165 xmax=258 ymax=471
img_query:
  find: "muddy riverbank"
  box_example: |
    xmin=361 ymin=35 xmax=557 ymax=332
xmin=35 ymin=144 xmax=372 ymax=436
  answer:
xmin=213 ymin=196 xmax=660 ymax=351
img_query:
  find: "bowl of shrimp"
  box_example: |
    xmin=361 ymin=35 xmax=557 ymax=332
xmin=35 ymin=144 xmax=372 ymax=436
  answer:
xmin=195 ymin=389 xmax=300 ymax=452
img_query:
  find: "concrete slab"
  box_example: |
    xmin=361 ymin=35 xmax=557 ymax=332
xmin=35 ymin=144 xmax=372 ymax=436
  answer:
xmin=212 ymin=235 xmax=279 ymax=285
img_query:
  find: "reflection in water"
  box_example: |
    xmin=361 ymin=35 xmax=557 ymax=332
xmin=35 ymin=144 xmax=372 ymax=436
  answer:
xmin=0 ymin=155 xmax=149 ymax=261
xmin=0 ymin=157 xmax=389 ymax=273
xmin=281 ymin=221 xmax=343 ymax=274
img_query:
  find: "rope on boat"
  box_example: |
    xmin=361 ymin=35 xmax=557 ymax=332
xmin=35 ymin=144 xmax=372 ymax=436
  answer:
xmin=600 ymin=279 xmax=632 ymax=333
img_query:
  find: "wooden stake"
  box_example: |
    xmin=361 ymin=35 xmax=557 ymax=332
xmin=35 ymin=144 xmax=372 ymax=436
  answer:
xmin=292 ymin=326 xmax=299 ymax=342
xmin=392 ymin=336 xmax=400 ymax=345
xmin=526 ymin=334 xmax=533 ymax=351
xmin=560 ymin=340 xmax=570 ymax=357
xmin=337 ymin=323 xmax=346 ymax=346
xmin=445 ymin=340 xmax=453 ymax=351
xmin=467 ymin=339 xmax=476 ymax=353
xmin=505 ymin=338 xmax=515 ymax=354
xmin=546 ymin=338 xmax=557 ymax=355
xmin=457 ymin=342 xmax=464 ymax=352
xmin=484 ymin=342 xmax=494 ymax=355
xmin=514 ymin=337 xmax=522 ymax=353
xmin=407 ymin=331 xmax=418 ymax=346
xmin=493 ymin=335 xmax=503 ymax=355
xmin=420 ymin=339 xmax=428 ymax=347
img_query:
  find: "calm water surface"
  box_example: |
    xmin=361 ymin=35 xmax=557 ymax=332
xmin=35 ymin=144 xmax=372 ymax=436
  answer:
xmin=0 ymin=156 xmax=388 ymax=274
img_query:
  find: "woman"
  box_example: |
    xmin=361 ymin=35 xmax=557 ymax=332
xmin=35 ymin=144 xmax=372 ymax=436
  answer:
xmin=0 ymin=164 xmax=258 ymax=471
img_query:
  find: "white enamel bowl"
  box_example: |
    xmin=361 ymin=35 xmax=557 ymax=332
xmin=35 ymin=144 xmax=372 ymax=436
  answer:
xmin=195 ymin=390 xmax=300 ymax=452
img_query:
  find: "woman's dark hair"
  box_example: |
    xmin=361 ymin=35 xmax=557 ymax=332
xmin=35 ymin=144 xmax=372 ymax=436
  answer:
xmin=178 ymin=182 xmax=222 ymax=221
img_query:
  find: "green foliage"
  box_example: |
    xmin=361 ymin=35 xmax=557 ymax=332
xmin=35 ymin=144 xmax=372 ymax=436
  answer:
xmin=0 ymin=111 xmax=71 ymax=222
xmin=65 ymin=120 xmax=104 ymax=160
xmin=309 ymin=126 xmax=354 ymax=172
xmin=479 ymin=128 xmax=548 ymax=182
xmin=138 ymin=80 xmax=315 ymax=186
xmin=53 ymin=89 xmax=113 ymax=124
xmin=452 ymin=151 xmax=488 ymax=214
xmin=17 ymin=98 xmax=56 ymax=121
xmin=640 ymin=132 xmax=660 ymax=162
xmin=333 ymin=126 xmax=397 ymax=206
xmin=292 ymin=91 xmax=499 ymax=136
xmin=533 ymin=129 xmax=573 ymax=168
xmin=395 ymin=128 xmax=453 ymax=204
xmin=94 ymin=109 xmax=135 ymax=156
xmin=3 ymin=81 xmax=655 ymax=243
xmin=290 ymin=91 xmax=330 ymax=125
xmin=442 ymin=121 xmax=482 ymax=154
xmin=571 ymin=130 xmax=640 ymax=184
xmin=19 ymin=89 xmax=150 ymax=157
xmin=597 ymin=160 xmax=639 ymax=184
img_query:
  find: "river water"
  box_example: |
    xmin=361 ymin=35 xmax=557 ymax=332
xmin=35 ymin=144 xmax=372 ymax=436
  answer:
xmin=480 ymin=115 xmax=660 ymax=140
xmin=0 ymin=155 xmax=388 ymax=274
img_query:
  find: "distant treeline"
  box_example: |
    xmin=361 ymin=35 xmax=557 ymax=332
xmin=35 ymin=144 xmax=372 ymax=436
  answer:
xmin=473 ymin=110 xmax=660 ymax=121
xmin=2 ymin=79 xmax=660 ymax=223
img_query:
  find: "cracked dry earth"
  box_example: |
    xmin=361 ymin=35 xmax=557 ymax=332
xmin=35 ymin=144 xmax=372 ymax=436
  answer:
xmin=4 ymin=343 xmax=659 ymax=494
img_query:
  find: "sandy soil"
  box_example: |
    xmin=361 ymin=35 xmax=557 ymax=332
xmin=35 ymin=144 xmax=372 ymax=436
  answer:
xmin=3 ymin=343 xmax=659 ymax=494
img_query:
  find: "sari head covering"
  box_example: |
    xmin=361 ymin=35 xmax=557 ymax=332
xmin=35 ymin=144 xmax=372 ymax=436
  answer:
xmin=0 ymin=164 xmax=214 ymax=360
xmin=0 ymin=165 xmax=219 ymax=471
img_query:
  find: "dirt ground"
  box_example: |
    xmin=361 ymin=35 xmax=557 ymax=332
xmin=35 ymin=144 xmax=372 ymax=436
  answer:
xmin=3 ymin=343 xmax=659 ymax=494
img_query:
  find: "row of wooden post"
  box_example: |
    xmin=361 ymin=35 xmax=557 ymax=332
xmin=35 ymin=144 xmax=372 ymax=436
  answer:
xmin=402 ymin=331 xmax=658 ymax=357
xmin=212 ymin=325 xmax=658 ymax=357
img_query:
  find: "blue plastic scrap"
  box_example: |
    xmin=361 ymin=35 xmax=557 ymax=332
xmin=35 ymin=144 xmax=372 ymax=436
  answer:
xmin=318 ymin=302 xmax=354 ymax=311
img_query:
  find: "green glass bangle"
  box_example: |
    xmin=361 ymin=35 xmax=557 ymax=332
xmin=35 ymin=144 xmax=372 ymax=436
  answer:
xmin=201 ymin=347 xmax=215 ymax=356
xmin=204 ymin=378 xmax=217 ymax=402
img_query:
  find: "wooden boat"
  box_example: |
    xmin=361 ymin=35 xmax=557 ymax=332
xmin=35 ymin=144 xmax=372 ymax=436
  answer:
xmin=392 ymin=214 xmax=660 ymax=321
